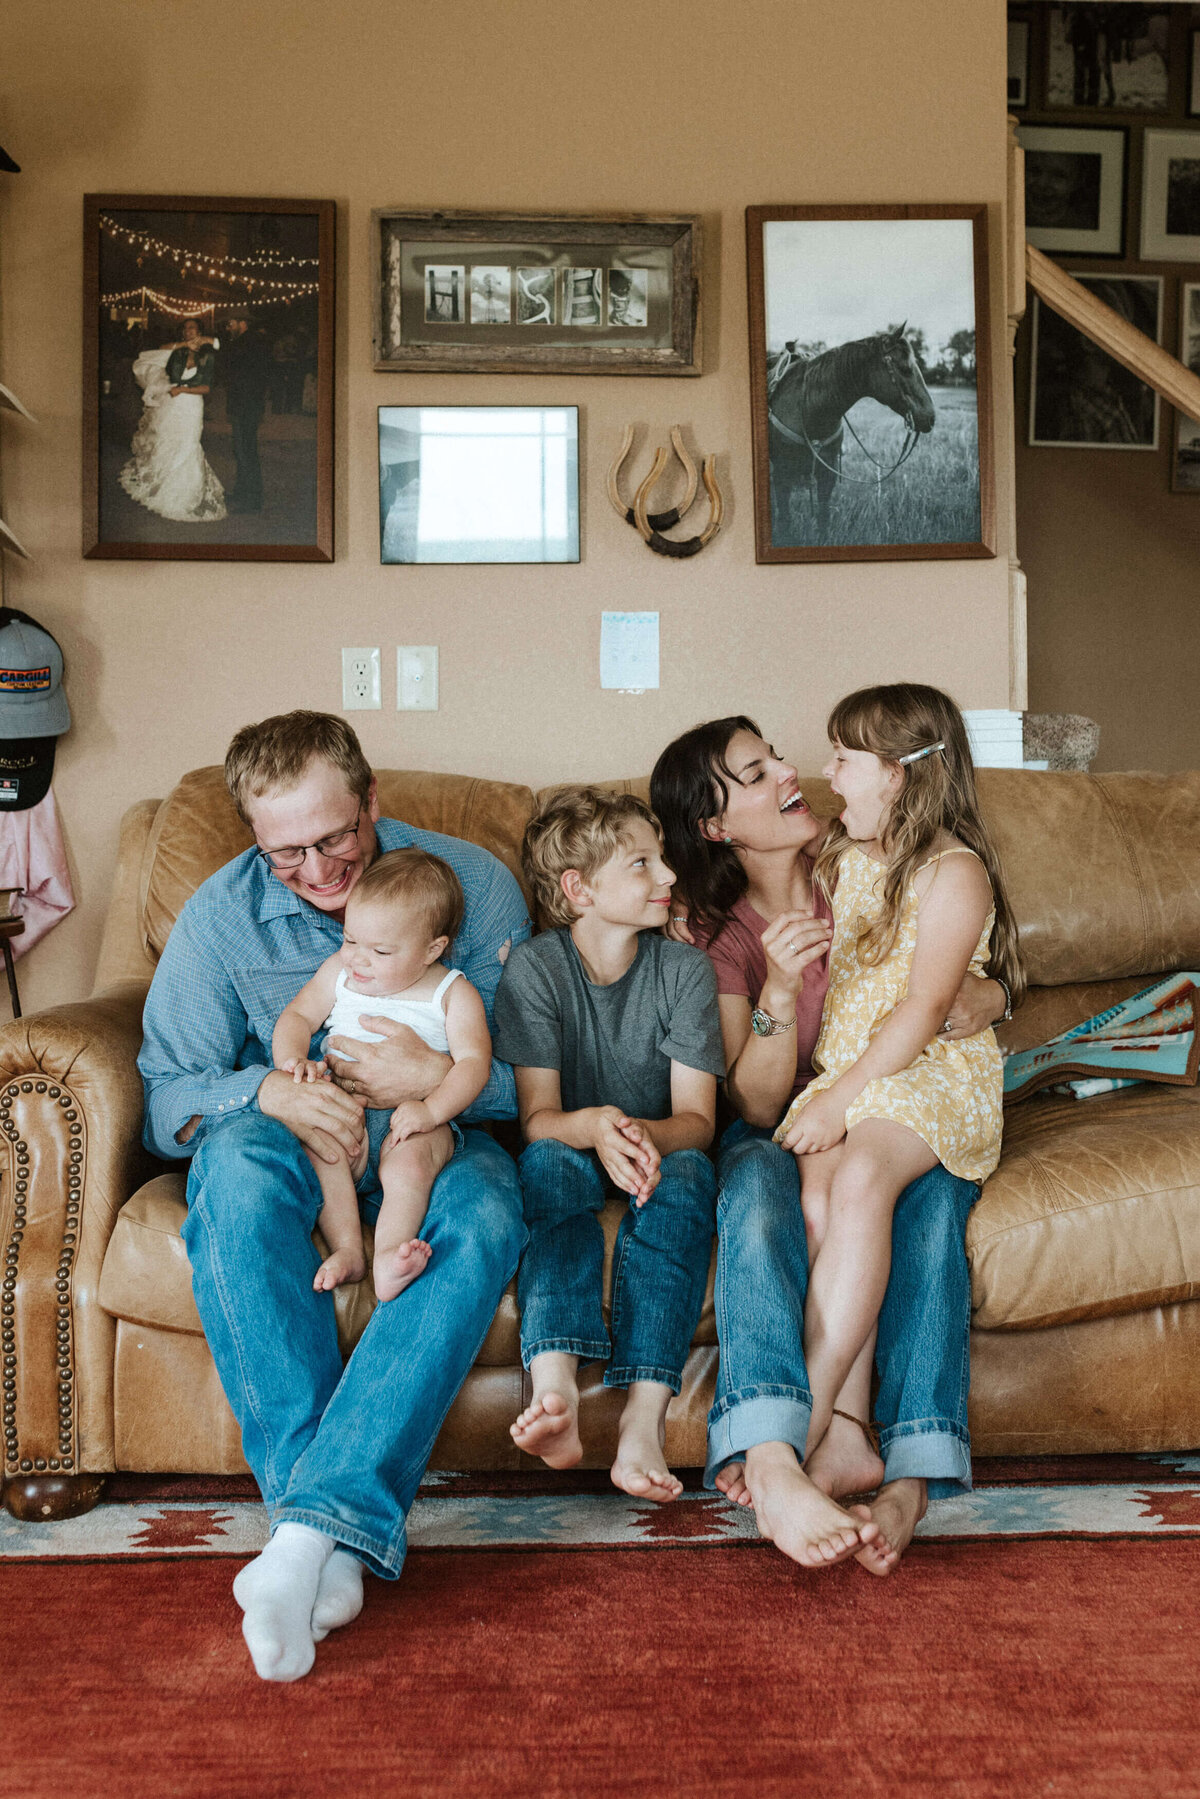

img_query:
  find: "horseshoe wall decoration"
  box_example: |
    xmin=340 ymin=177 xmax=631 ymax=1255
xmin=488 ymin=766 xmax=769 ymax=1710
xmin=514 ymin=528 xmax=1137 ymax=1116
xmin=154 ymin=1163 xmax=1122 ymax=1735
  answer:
xmin=607 ymin=425 xmax=698 ymax=531
xmin=607 ymin=425 xmax=723 ymax=558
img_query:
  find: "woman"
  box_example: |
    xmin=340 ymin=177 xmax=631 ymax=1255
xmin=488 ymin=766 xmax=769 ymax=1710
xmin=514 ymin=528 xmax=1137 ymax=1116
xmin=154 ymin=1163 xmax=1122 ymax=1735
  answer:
xmin=120 ymin=318 xmax=226 ymax=524
xmin=650 ymin=716 xmax=1007 ymax=1573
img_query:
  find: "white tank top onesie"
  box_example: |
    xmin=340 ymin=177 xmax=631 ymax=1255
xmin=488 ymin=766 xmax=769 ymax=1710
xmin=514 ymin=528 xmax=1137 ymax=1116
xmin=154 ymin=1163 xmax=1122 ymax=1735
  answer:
xmin=322 ymin=966 xmax=462 ymax=1063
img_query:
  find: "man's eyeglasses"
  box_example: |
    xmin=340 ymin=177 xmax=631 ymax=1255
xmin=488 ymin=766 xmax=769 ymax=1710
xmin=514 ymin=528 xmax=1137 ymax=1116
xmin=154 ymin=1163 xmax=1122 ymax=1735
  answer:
xmin=256 ymin=808 xmax=362 ymax=871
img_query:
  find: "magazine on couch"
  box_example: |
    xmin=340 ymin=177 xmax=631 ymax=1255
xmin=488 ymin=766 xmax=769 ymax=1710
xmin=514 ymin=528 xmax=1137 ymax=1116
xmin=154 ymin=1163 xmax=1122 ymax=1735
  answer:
xmin=1002 ymin=973 xmax=1200 ymax=1103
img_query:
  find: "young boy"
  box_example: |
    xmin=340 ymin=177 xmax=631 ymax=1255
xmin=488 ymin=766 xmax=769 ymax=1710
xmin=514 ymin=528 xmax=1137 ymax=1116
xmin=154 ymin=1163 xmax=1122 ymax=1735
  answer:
xmin=273 ymin=848 xmax=491 ymax=1302
xmin=492 ymin=787 xmax=724 ymax=1504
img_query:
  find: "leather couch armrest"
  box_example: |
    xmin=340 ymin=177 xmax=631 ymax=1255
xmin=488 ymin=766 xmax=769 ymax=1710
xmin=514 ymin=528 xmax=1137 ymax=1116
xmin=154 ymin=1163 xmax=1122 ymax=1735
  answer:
xmin=0 ymin=980 xmax=153 ymax=1480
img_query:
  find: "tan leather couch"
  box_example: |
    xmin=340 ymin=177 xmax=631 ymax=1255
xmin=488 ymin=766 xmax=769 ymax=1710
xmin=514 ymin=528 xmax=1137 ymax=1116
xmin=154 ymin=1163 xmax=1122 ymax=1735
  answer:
xmin=3 ymin=764 xmax=1199 ymax=1516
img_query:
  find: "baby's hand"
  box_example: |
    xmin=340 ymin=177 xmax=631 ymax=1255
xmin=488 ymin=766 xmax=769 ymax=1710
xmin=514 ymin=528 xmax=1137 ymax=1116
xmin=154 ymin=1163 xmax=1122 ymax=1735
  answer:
xmin=780 ymin=1090 xmax=847 ymax=1156
xmin=280 ymin=1057 xmax=327 ymax=1084
xmin=389 ymin=1099 xmax=436 ymax=1144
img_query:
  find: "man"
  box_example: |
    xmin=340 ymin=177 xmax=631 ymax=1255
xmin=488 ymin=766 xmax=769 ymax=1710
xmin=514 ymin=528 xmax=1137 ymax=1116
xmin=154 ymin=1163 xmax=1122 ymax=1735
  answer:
xmin=222 ymin=313 xmax=270 ymax=512
xmin=138 ymin=711 xmax=530 ymax=1682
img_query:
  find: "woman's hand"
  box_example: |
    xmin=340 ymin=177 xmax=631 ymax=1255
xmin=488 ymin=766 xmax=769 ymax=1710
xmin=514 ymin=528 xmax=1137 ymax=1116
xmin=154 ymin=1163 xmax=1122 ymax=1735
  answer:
xmin=760 ymin=909 xmax=832 ymax=1003
xmin=939 ymin=973 xmax=1006 ymax=1041
xmin=665 ymin=904 xmax=695 ymax=946
xmin=780 ymin=1088 xmax=847 ymax=1156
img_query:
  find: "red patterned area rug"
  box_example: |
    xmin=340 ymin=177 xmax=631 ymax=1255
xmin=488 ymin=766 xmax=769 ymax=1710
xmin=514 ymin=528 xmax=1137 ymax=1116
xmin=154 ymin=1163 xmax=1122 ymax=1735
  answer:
xmin=5 ymin=1456 xmax=1200 ymax=1799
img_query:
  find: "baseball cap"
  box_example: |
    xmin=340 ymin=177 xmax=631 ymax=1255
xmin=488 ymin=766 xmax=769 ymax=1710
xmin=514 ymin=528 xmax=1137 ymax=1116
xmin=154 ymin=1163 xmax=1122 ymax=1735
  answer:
xmin=0 ymin=608 xmax=70 ymax=737
xmin=0 ymin=609 xmax=69 ymax=812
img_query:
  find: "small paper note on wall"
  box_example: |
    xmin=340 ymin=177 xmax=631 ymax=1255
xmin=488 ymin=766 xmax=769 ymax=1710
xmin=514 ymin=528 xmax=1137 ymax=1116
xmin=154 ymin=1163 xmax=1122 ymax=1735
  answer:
xmin=600 ymin=612 xmax=659 ymax=691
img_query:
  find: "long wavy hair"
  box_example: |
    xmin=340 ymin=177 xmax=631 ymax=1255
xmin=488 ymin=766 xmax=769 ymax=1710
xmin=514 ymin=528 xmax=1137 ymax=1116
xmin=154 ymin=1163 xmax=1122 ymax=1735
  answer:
xmin=650 ymin=717 xmax=760 ymax=932
xmin=814 ymin=683 xmax=1026 ymax=1006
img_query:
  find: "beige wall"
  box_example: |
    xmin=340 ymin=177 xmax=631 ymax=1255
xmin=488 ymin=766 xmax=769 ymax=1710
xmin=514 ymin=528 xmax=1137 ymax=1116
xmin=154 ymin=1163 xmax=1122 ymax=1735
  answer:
xmin=2 ymin=0 xmax=1010 ymax=1012
xmin=1016 ymin=335 xmax=1200 ymax=775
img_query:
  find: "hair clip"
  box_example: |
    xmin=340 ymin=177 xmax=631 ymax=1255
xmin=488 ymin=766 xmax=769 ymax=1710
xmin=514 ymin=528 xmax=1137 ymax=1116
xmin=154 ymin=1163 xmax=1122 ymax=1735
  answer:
xmin=897 ymin=741 xmax=945 ymax=765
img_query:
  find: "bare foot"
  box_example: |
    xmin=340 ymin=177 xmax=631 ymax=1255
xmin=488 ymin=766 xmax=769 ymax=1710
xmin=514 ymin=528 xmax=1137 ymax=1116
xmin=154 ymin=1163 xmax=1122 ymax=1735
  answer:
xmin=372 ymin=1238 xmax=432 ymax=1302
xmin=805 ymin=1411 xmax=885 ymax=1500
xmin=745 ymin=1442 xmax=875 ymax=1569
xmin=611 ymin=1413 xmax=683 ymax=1505
xmin=715 ymin=1461 xmax=753 ymax=1507
xmin=848 ymin=1477 xmax=927 ymax=1578
xmin=510 ymin=1389 xmax=583 ymax=1469
xmin=313 ymin=1247 xmax=367 ymax=1292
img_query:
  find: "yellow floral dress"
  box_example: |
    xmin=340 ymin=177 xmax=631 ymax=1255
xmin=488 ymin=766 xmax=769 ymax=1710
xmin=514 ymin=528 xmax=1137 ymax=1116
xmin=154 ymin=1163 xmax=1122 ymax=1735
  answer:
xmin=773 ymin=845 xmax=1003 ymax=1182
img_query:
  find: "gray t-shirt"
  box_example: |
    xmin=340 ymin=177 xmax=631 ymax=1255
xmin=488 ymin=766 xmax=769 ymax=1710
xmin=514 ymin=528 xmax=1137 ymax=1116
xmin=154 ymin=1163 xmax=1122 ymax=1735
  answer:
xmin=492 ymin=928 xmax=725 ymax=1119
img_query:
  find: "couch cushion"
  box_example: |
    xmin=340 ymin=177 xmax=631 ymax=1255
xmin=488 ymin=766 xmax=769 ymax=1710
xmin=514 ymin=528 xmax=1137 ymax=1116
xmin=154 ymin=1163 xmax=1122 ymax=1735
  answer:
xmin=98 ymin=1170 xmax=717 ymax=1358
xmin=140 ymin=766 xmax=537 ymax=958
xmin=969 ymin=1082 xmax=1200 ymax=1330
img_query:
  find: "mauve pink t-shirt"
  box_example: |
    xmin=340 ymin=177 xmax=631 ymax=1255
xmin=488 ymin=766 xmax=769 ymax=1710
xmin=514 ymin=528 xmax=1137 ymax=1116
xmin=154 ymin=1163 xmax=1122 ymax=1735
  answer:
xmin=692 ymin=877 xmax=832 ymax=1101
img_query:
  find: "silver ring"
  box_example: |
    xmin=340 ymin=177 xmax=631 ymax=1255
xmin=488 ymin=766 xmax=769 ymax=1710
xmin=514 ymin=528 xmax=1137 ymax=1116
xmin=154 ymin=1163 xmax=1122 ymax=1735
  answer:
xmin=787 ymin=939 xmax=797 ymax=952
xmin=671 ymin=914 xmax=687 ymax=922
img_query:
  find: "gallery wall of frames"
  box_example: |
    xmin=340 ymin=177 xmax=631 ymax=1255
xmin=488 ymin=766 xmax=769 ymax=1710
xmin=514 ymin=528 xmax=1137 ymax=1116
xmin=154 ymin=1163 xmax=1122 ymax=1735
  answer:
xmin=1010 ymin=1 xmax=1200 ymax=487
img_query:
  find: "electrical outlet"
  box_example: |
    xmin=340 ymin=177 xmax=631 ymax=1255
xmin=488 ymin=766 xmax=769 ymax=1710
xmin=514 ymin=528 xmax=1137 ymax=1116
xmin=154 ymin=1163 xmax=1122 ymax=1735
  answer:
xmin=398 ymin=645 xmax=438 ymax=711
xmin=342 ymin=647 xmax=381 ymax=710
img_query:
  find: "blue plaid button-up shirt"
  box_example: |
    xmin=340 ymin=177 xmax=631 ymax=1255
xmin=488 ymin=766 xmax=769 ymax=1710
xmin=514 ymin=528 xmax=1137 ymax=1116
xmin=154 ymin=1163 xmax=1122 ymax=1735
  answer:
xmin=138 ymin=817 xmax=531 ymax=1160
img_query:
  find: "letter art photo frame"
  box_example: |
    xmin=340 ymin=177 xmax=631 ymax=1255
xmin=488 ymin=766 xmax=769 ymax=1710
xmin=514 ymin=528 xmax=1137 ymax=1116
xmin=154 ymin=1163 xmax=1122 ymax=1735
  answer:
xmin=372 ymin=210 xmax=701 ymax=375
xmin=84 ymin=194 xmax=335 ymax=562
xmin=746 ymin=204 xmax=996 ymax=564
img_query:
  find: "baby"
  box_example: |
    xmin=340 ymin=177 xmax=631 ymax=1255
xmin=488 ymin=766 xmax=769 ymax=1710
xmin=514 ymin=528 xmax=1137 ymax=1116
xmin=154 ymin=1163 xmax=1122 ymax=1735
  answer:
xmin=272 ymin=847 xmax=491 ymax=1301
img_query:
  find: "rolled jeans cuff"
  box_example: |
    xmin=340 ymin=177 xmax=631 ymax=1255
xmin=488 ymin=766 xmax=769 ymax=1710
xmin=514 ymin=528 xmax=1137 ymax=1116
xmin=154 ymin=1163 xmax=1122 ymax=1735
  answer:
xmin=704 ymin=1385 xmax=813 ymax=1489
xmin=270 ymin=1506 xmax=406 ymax=1582
xmin=605 ymin=1362 xmax=683 ymax=1395
xmin=521 ymin=1335 xmax=609 ymax=1370
xmin=878 ymin=1420 xmax=973 ymax=1498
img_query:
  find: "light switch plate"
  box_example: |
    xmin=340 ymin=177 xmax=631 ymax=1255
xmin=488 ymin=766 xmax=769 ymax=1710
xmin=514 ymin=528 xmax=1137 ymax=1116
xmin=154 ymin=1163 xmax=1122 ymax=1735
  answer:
xmin=341 ymin=647 xmax=381 ymax=710
xmin=398 ymin=645 xmax=438 ymax=711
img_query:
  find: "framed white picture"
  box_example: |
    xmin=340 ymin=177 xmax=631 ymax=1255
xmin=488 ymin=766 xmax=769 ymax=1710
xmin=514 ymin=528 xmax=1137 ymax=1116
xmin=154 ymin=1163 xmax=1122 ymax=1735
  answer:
xmin=1141 ymin=130 xmax=1200 ymax=261
xmin=1018 ymin=125 xmax=1126 ymax=255
xmin=1029 ymin=275 xmax=1162 ymax=450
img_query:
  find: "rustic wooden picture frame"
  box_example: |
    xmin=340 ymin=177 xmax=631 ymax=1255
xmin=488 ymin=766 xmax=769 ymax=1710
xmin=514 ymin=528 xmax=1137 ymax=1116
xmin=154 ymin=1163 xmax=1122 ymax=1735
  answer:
xmin=746 ymin=203 xmax=996 ymax=564
xmin=84 ymin=194 xmax=335 ymax=562
xmin=372 ymin=210 xmax=701 ymax=375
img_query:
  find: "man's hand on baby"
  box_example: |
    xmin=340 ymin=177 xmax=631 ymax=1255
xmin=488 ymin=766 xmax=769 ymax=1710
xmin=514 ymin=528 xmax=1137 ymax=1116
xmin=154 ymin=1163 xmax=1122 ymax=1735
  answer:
xmin=781 ymin=1090 xmax=847 ymax=1156
xmin=593 ymin=1107 xmax=660 ymax=1205
xmin=326 ymin=1016 xmax=451 ymax=1109
xmin=388 ymin=1099 xmax=437 ymax=1144
xmin=258 ymin=1068 xmax=365 ymax=1165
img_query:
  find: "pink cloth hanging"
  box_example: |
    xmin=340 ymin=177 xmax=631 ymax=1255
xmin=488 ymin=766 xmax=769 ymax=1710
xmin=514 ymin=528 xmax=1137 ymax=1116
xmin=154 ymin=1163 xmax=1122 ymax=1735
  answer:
xmin=0 ymin=788 xmax=75 ymax=957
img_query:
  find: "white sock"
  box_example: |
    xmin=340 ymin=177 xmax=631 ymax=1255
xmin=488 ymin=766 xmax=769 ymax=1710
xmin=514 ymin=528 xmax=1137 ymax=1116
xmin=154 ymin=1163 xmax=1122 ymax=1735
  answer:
xmin=232 ymin=1522 xmax=334 ymax=1682
xmin=311 ymin=1547 xmax=365 ymax=1640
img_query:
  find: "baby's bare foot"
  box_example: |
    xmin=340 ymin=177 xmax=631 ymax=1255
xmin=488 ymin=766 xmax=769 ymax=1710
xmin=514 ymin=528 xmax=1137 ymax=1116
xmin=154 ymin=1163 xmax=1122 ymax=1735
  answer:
xmin=849 ymin=1478 xmax=927 ymax=1578
xmin=510 ymin=1389 xmax=583 ymax=1469
xmin=745 ymin=1443 xmax=872 ymax=1569
xmin=313 ymin=1247 xmax=367 ymax=1292
xmin=715 ymin=1461 xmax=753 ymax=1507
xmin=805 ymin=1411 xmax=885 ymax=1500
xmin=611 ymin=1414 xmax=682 ymax=1505
xmin=372 ymin=1238 xmax=432 ymax=1302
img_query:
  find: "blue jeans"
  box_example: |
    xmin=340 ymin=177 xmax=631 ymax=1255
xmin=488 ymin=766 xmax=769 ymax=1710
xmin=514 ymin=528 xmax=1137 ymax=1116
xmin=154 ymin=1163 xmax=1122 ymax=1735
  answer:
xmin=705 ymin=1120 xmax=976 ymax=1498
xmin=182 ymin=1112 xmax=525 ymax=1580
xmin=516 ymin=1138 xmax=717 ymax=1393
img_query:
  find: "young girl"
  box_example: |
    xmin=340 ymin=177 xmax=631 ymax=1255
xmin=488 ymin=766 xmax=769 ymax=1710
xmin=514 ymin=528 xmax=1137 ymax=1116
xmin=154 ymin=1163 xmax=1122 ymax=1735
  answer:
xmin=773 ymin=684 xmax=1024 ymax=1545
xmin=273 ymin=847 xmax=492 ymax=1302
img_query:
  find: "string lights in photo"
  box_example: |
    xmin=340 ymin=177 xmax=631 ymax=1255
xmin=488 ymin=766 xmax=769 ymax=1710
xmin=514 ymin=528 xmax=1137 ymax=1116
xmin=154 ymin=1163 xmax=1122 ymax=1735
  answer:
xmin=98 ymin=213 xmax=319 ymax=273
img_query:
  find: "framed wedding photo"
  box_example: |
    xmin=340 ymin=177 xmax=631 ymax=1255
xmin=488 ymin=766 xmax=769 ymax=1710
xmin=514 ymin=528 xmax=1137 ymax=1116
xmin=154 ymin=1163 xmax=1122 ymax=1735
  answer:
xmin=1140 ymin=131 xmax=1200 ymax=261
xmin=745 ymin=203 xmax=995 ymax=564
xmin=1029 ymin=276 xmax=1162 ymax=449
xmin=1018 ymin=125 xmax=1126 ymax=255
xmin=372 ymin=210 xmax=701 ymax=375
xmin=83 ymin=194 xmax=335 ymax=561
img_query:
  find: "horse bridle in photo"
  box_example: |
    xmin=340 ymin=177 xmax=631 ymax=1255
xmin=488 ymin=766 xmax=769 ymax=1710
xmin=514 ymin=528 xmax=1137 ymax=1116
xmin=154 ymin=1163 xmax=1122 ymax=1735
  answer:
xmin=607 ymin=425 xmax=724 ymax=557
xmin=768 ymin=356 xmax=922 ymax=488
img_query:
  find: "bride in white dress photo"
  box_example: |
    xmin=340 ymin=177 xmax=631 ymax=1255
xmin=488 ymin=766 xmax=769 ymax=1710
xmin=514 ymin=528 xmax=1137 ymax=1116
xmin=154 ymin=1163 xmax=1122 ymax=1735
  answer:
xmin=119 ymin=318 xmax=226 ymax=523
